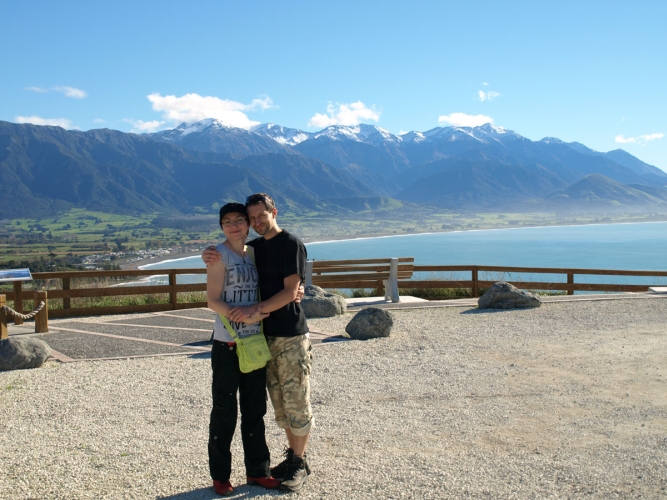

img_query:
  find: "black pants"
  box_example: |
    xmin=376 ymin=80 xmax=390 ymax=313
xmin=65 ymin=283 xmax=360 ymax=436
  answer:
xmin=208 ymin=340 xmax=270 ymax=481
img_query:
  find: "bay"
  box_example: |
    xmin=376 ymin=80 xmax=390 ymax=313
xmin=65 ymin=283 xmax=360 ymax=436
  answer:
xmin=141 ymin=221 xmax=667 ymax=288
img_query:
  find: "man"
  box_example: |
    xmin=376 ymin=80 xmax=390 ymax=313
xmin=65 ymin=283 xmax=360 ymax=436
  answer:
xmin=203 ymin=193 xmax=313 ymax=493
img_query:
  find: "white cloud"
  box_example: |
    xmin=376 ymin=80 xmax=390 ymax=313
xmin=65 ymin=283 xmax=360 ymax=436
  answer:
xmin=124 ymin=119 xmax=167 ymax=133
xmin=25 ymin=86 xmax=48 ymax=93
xmin=477 ymin=90 xmax=501 ymax=102
xmin=615 ymin=133 xmax=664 ymax=145
xmin=92 ymin=118 xmax=106 ymax=124
xmin=15 ymin=115 xmax=74 ymax=129
xmin=482 ymin=82 xmax=489 ymax=86
xmin=307 ymin=101 xmax=380 ymax=128
xmin=146 ymin=93 xmax=275 ymax=129
xmin=53 ymin=86 xmax=88 ymax=99
xmin=438 ymin=112 xmax=493 ymax=127
xmin=248 ymin=95 xmax=278 ymax=111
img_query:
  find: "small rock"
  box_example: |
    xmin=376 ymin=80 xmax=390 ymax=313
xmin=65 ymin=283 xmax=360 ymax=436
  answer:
xmin=301 ymin=285 xmax=347 ymax=318
xmin=345 ymin=307 xmax=393 ymax=340
xmin=0 ymin=338 xmax=52 ymax=371
xmin=478 ymin=282 xmax=541 ymax=310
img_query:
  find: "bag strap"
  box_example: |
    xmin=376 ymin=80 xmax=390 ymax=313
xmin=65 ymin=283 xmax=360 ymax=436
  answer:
xmin=218 ymin=245 xmax=263 ymax=338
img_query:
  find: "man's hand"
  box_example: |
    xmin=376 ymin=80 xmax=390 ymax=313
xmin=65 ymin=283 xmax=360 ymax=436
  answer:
xmin=228 ymin=304 xmax=260 ymax=322
xmin=244 ymin=310 xmax=269 ymax=324
xmin=202 ymin=245 xmax=221 ymax=266
xmin=295 ymin=284 xmax=305 ymax=304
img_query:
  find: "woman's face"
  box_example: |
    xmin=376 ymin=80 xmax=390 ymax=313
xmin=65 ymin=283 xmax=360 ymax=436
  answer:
xmin=221 ymin=211 xmax=249 ymax=241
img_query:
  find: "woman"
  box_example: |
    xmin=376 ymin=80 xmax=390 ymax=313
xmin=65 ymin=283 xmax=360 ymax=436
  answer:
xmin=206 ymin=202 xmax=280 ymax=496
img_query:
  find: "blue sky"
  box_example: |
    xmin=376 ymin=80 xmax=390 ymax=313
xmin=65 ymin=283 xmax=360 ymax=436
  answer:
xmin=2 ymin=0 xmax=666 ymax=171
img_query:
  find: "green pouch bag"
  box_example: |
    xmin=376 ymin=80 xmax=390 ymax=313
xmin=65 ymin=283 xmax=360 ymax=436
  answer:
xmin=218 ymin=245 xmax=271 ymax=373
xmin=219 ymin=315 xmax=272 ymax=373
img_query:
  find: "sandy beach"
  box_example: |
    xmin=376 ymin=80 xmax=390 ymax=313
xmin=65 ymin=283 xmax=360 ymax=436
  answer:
xmin=2 ymin=295 xmax=666 ymax=499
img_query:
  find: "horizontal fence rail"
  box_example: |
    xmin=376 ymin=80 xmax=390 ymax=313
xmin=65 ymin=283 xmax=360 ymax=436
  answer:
xmin=0 ymin=263 xmax=666 ymax=319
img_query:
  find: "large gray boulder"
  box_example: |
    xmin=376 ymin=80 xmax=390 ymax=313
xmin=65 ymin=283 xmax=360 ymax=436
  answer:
xmin=345 ymin=307 xmax=394 ymax=340
xmin=478 ymin=282 xmax=541 ymax=310
xmin=301 ymin=285 xmax=347 ymax=318
xmin=0 ymin=338 xmax=52 ymax=371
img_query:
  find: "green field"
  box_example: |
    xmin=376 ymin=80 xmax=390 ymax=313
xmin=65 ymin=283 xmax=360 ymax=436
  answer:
xmin=2 ymin=207 xmax=667 ymax=269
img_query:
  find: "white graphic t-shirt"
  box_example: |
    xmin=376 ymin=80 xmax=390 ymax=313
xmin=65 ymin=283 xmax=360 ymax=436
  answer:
xmin=212 ymin=243 xmax=261 ymax=342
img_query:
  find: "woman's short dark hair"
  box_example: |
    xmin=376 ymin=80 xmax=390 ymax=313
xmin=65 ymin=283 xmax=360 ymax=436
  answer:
xmin=219 ymin=202 xmax=248 ymax=226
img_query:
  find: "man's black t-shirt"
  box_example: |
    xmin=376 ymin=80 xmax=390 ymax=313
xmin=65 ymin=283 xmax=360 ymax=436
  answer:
xmin=248 ymin=230 xmax=309 ymax=337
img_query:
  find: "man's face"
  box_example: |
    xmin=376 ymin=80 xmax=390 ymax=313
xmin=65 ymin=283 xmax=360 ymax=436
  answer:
xmin=247 ymin=202 xmax=277 ymax=236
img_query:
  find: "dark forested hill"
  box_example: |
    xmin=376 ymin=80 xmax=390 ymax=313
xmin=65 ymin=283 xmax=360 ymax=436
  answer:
xmin=2 ymin=119 xmax=667 ymax=219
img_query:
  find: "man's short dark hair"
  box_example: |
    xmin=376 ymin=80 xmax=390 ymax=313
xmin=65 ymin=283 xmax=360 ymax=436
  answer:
xmin=245 ymin=192 xmax=275 ymax=211
xmin=219 ymin=202 xmax=248 ymax=226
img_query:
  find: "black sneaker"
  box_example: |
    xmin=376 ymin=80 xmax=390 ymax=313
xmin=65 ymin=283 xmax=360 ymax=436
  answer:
xmin=271 ymin=448 xmax=311 ymax=479
xmin=280 ymin=455 xmax=309 ymax=492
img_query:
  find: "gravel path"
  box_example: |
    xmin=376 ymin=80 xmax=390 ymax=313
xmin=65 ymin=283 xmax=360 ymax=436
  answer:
xmin=1 ymin=298 xmax=666 ymax=499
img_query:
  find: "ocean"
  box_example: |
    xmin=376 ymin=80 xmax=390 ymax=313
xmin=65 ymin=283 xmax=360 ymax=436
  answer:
xmin=141 ymin=221 xmax=667 ymax=288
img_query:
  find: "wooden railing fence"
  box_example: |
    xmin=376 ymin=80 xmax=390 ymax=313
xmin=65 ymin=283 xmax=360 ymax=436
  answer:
xmin=0 ymin=264 xmax=665 ymax=320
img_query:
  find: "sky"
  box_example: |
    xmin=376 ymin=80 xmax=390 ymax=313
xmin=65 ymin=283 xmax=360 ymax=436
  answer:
xmin=2 ymin=0 xmax=666 ymax=171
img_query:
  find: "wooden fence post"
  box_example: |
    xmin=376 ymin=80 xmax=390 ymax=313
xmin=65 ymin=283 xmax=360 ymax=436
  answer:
xmin=63 ymin=277 xmax=71 ymax=310
xmin=170 ymin=271 xmax=177 ymax=309
xmin=472 ymin=268 xmax=479 ymax=297
xmin=0 ymin=294 xmax=7 ymax=340
xmin=13 ymin=281 xmax=23 ymax=325
xmin=35 ymin=291 xmax=48 ymax=333
xmin=567 ymin=272 xmax=574 ymax=295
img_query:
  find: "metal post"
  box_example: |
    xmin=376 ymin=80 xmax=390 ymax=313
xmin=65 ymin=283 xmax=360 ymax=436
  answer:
xmin=388 ymin=257 xmax=399 ymax=303
xmin=305 ymin=260 xmax=313 ymax=287
xmin=0 ymin=294 xmax=7 ymax=340
xmin=13 ymin=281 xmax=23 ymax=325
xmin=35 ymin=291 xmax=48 ymax=333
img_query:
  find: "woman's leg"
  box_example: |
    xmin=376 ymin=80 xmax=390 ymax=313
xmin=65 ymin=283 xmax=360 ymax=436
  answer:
xmin=208 ymin=341 xmax=240 ymax=482
xmin=238 ymin=365 xmax=271 ymax=478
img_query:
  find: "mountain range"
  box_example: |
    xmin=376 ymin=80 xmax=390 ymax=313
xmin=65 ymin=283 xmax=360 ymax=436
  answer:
xmin=1 ymin=118 xmax=667 ymax=219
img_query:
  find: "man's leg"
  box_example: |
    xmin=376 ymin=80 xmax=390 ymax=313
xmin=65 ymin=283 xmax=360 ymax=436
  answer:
xmin=266 ymin=335 xmax=314 ymax=491
xmin=284 ymin=428 xmax=310 ymax=457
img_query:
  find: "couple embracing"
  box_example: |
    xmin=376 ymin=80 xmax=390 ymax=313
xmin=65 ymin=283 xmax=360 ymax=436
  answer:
xmin=204 ymin=192 xmax=313 ymax=495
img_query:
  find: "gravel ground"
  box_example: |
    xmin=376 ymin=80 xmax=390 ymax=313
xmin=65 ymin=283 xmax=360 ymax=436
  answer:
xmin=1 ymin=298 xmax=667 ymax=499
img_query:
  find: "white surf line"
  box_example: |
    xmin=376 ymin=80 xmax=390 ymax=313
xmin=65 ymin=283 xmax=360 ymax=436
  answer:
xmin=49 ymin=326 xmax=211 ymax=351
xmin=90 ymin=322 xmax=212 ymax=332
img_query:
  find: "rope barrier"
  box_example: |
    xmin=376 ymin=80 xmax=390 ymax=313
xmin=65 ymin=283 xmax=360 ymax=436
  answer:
xmin=1 ymin=301 xmax=45 ymax=321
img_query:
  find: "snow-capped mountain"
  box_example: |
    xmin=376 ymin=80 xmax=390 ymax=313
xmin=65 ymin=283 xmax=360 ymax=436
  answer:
xmin=309 ymin=124 xmax=402 ymax=146
xmin=250 ymin=123 xmax=310 ymax=146
xmin=150 ymin=118 xmax=293 ymax=157
xmin=148 ymin=118 xmax=667 ymax=192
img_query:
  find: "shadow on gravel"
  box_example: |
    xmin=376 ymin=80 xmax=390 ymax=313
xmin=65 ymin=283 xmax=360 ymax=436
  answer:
xmin=157 ymin=484 xmax=283 ymax=499
xmin=188 ymin=351 xmax=212 ymax=359
xmin=460 ymin=308 xmax=529 ymax=315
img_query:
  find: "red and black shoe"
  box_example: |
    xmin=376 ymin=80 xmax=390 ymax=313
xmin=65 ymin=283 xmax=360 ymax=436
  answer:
xmin=247 ymin=476 xmax=281 ymax=489
xmin=213 ymin=480 xmax=234 ymax=496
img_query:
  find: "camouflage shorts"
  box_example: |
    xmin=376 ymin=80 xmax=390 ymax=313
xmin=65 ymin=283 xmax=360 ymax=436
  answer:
xmin=266 ymin=335 xmax=314 ymax=436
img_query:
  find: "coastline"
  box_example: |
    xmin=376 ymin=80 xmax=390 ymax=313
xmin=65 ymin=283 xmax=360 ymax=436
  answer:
xmin=121 ymin=218 xmax=667 ymax=271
